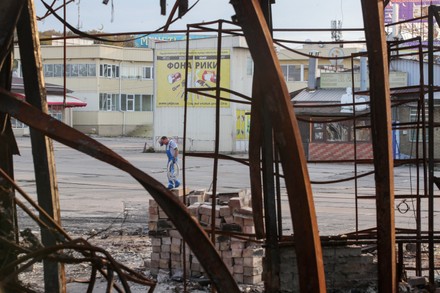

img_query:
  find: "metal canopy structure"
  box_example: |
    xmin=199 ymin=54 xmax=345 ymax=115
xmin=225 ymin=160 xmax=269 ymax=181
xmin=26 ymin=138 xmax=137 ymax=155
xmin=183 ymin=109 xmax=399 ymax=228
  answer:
xmin=0 ymin=0 xmax=439 ymax=292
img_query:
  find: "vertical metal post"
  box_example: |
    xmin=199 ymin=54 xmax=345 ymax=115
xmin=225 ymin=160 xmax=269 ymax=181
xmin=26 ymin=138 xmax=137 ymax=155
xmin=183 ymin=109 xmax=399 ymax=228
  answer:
xmin=210 ymin=21 xmax=223 ymax=242
xmin=0 ymin=3 xmax=25 ymax=291
xmin=182 ymin=27 xmax=191 ymax=293
xmin=351 ymin=54 xmax=359 ymax=239
xmin=258 ymin=1 xmax=280 ymax=291
xmin=231 ymin=1 xmax=326 ymax=291
xmin=0 ymin=45 xmax=19 ymax=293
xmin=416 ymin=38 xmax=425 ymax=276
xmin=360 ymin=1 xmax=396 ymax=292
xmin=16 ymin=1 xmax=66 ymax=292
xmin=427 ymin=5 xmax=435 ymax=284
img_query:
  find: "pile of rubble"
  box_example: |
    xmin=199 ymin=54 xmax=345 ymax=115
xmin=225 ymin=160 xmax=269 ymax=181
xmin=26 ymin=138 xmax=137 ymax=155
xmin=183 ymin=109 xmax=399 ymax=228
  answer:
xmin=147 ymin=188 xmax=264 ymax=285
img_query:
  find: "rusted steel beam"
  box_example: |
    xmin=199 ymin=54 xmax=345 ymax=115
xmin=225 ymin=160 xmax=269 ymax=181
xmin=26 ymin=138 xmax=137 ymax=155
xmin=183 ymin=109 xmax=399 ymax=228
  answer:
xmin=252 ymin=70 xmax=280 ymax=291
xmin=16 ymin=1 xmax=66 ymax=292
xmin=255 ymin=2 xmax=280 ymax=291
xmin=360 ymin=1 xmax=396 ymax=292
xmin=0 ymin=1 xmax=25 ymax=290
xmin=249 ymin=80 xmax=265 ymax=239
xmin=231 ymin=1 xmax=326 ymax=292
xmin=427 ymin=5 xmax=440 ymax=284
xmin=0 ymin=89 xmax=240 ymax=293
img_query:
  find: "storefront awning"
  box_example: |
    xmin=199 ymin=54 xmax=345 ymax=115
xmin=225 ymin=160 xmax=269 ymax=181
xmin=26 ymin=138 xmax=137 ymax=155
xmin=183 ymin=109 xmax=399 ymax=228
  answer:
xmin=46 ymin=95 xmax=87 ymax=107
xmin=12 ymin=92 xmax=87 ymax=108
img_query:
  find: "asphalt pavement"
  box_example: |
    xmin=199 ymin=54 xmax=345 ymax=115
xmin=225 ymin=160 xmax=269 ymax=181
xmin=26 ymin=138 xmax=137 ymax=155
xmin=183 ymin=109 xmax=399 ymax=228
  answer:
xmin=11 ymin=135 xmax=437 ymax=236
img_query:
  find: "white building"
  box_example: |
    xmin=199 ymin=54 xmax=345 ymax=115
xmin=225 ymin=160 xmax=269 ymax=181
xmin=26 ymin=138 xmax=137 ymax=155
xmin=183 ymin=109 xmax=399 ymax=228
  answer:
xmin=14 ymin=40 xmax=154 ymax=137
xmin=12 ymin=36 xmax=365 ymax=152
xmin=153 ymin=36 xmax=254 ymax=152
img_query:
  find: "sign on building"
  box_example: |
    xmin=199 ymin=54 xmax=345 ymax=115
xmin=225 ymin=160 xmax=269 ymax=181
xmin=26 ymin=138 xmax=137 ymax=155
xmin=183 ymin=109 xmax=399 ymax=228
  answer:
xmin=156 ymin=49 xmax=230 ymax=108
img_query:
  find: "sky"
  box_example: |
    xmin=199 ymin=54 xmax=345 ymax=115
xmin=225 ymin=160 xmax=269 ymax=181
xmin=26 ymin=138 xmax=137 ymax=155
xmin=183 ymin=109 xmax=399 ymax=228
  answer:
xmin=34 ymin=0 xmax=366 ymax=42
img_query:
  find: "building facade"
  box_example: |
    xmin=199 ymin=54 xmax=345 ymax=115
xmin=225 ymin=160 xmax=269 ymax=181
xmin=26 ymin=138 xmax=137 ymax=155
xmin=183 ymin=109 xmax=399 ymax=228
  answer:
xmin=12 ymin=36 xmax=370 ymax=153
xmin=13 ymin=40 xmax=154 ymax=137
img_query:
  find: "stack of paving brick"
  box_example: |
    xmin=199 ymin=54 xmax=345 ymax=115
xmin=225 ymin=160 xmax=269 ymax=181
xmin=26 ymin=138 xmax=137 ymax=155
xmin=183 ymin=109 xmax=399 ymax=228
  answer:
xmin=147 ymin=188 xmax=264 ymax=285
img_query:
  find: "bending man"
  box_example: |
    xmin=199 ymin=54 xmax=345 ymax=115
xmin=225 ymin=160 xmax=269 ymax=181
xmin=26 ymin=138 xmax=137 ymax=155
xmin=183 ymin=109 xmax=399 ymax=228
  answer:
xmin=159 ymin=136 xmax=181 ymax=189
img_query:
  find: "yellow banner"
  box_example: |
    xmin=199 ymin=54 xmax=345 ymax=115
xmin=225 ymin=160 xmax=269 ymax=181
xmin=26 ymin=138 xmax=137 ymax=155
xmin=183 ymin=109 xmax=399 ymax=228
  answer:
xmin=156 ymin=49 xmax=230 ymax=107
xmin=236 ymin=110 xmax=250 ymax=140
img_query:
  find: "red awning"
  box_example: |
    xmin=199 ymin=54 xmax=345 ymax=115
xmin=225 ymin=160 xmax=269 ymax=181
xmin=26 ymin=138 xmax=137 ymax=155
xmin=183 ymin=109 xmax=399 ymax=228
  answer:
xmin=46 ymin=95 xmax=87 ymax=107
xmin=12 ymin=92 xmax=87 ymax=108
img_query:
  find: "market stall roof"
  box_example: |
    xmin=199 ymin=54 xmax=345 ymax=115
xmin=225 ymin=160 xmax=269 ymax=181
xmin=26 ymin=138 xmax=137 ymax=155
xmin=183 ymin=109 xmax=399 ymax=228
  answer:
xmin=11 ymin=77 xmax=87 ymax=108
xmin=12 ymin=92 xmax=87 ymax=108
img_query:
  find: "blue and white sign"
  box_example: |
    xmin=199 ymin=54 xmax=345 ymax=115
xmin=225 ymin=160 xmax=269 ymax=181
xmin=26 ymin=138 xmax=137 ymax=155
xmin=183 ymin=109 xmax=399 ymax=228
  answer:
xmin=134 ymin=34 xmax=213 ymax=48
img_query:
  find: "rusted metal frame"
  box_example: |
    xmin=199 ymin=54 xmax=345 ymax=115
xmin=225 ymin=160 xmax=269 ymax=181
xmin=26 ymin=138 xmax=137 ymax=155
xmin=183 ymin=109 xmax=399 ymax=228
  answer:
xmin=256 ymin=2 xmax=280 ymax=290
xmin=415 ymin=38 xmax=425 ymax=276
xmin=0 ymin=168 xmax=69 ymax=240
xmin=188 ymin=87 xmax=252 ymax=101
xmin=427 ymin=5 xmax=440 ymax=284
xmin=187 ymin=89 xmax=252 ymax=105
xmin=209 ymin=21 xmax=223 ymax=252
xmin=0 ymin=238 xmax=157 ymax=291
xmin=252 ymin=4 xmax=280 ymax=293
xmin=0 ymin=90 xmax=240 ymax=293
xmin=37 ymin=0 xmax=74 ymax=21
xmin=249 ymin=75 xmax=265 ymax=240
xmin=188 ymin=19 xmax=239 ymax=30
xmin=274 ymin=148 xmax=283 ymax=239
xmin=16 ymin=1 xmax=66 ymax=292
xmin=187 ymin=152 xmax=378 ymax=184
xmin=295 ymin=101 xmax=371 ymax=108
xmin=350 ymin=54 xmax=360 ymax=238
xmin=0 ymin=168 xmax=130 ymax=293
xmin=0 ymin=181 xmax=127 ymax=292
xmin=63 ymin=0 xmax=67 ymax=107
xmin=182 ymin=26 xmax=190 ymax=293
xmin=163 ymin=0 xmax=180 ymax=31
xmin=231 ymin=1 xmax=326 ymax=292
xmin=14 ymin=197 xmax=63 ymax=242
xmin=360 ymin=1 xmax=396 ymax=292
xmin=252 ymin=66 xmax=280 ymax=290
xmin=0 ymin=1 xmax=25 ymax=289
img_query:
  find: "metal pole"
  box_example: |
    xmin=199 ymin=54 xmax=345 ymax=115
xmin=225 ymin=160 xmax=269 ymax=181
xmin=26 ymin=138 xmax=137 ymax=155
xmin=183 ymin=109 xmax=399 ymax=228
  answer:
xmin=182 ymin=26 xmax=191 ymax=293
xmin=427 ymin=5 xmax=435 ymax=284
xmin=0 ymin=2 xmax=24 ymax=287
xmin=258 ymin=1 xmax=280 ymax=291
xmin=16 ymin=1 xmax=66 ymax=291
xmin=360 ymin=1 xmax=396 ymax=292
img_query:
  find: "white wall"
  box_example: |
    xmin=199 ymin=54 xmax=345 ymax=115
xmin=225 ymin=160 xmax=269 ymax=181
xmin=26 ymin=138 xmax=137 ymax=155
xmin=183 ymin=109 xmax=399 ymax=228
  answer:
xmin=153 ymin=36 xmax=252 ymax=153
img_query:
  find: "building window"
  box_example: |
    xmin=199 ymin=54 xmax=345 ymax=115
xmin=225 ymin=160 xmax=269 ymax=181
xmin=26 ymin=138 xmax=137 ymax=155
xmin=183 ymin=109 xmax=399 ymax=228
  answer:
xmin=313 ymin=123 xmax=325 ymax=141
xmin=99 ymin=93 xmax=119 ymax=111
xmin=121 ymin=94 xmax=135 ymax=111
xmin=142 ymin=94 xmax=153 ymax=111
xmin=87 ymin=64 xmax=96 ymax=76
xmin=54 ymin=64 xmax=63 ymax=77
xmin=312 ymin=120 xmax=370 ymax=142
xmin=44 ymin=64 xmax=54 ymax=77
xmin=44 ymin=63 xmax=96 ymax=77
xmin=106 ymin=93 xmax=153 ymax=111
xmin=281 ymin=64 xmax=302 ymax=82
xmin=326 ymin=122 xmax=350 ymax=142
xmin=121 ymin=65 xmax=152 ymax=79
xmin=100 ymin=64 xmax=120 ymax=78
xmin=142 ymin=66 xmax=153 ymax=79
xmin=409 ymin=108 xmax=428 ymax=142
